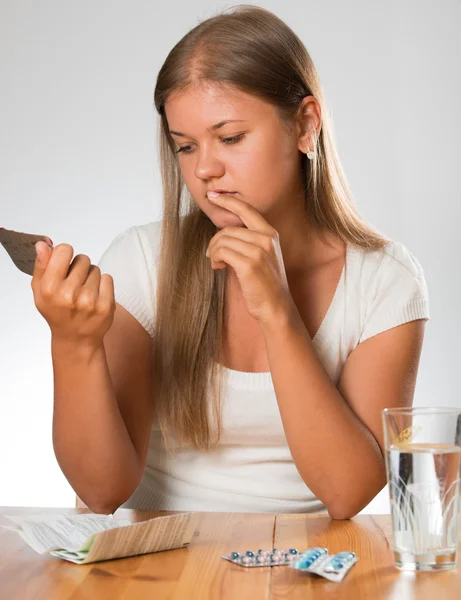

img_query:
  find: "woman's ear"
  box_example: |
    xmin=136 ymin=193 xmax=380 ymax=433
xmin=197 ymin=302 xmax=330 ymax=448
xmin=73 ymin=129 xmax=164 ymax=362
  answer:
xmin=297 ymin=96 xmax=322 ymax=153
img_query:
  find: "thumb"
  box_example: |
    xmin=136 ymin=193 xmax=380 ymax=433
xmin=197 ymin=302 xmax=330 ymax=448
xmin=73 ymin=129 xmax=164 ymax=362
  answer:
xmin=34 ymin=241 xmax=52 ymax=267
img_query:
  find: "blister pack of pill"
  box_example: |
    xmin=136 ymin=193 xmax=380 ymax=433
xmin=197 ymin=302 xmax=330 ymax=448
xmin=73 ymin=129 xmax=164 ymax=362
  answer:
xmin=0 ymin=227 xmax=54 ymax=276
xmin=291 ymin=548 xmax=358 ymax=582
xmin=221 ymin=547 xmax=301 ymax=567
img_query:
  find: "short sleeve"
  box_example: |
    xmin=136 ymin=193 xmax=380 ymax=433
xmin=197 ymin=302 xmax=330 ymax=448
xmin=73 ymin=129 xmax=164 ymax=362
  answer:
xmin=97 ymin=221 xmax=162 ymax=338
xmin=359 ymin=242 xmax=430 ymax=344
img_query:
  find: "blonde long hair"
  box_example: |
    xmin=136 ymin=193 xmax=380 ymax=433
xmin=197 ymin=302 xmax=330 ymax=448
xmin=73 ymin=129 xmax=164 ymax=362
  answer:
xmin=151 ymin=5 xmax=389 ymax=450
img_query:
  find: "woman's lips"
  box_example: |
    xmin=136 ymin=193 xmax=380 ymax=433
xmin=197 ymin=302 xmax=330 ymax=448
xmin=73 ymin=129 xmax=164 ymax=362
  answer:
xmin=207 ymin=191 xmax=236 ymax=199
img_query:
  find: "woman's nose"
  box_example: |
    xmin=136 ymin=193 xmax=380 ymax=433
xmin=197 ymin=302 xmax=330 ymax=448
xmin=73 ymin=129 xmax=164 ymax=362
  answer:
xmin=194 ymin=147 xmax=225 ymax=180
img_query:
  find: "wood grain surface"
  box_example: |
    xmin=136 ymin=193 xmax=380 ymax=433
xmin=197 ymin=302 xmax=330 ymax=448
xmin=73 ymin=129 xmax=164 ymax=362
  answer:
xmin=1 ymin=507 xmax=460 ymax=600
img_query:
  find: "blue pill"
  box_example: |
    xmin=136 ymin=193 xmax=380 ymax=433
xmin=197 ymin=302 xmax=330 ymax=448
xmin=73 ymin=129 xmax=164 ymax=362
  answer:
xmin=231 ymin=552 xmax=239 ymax=559
xmin=293 ymin=561 xmax=304 ymax=569
xmin=246 ymin=551 xmax=254 ymax=557
xmin=337 ymin=552 xmax=354 ymax=560
xmin=295 ymin=559 xmax=312 ymax=569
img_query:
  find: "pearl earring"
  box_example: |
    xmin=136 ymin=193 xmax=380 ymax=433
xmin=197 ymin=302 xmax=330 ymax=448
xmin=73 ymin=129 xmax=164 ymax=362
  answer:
xmin=306 ymin=145 xmax=314 ymax=160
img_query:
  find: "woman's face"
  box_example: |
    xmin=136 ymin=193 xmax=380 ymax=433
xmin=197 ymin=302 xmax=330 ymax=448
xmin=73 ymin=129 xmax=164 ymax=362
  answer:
xmin=164 ymin=82 xmax=304 ymax=229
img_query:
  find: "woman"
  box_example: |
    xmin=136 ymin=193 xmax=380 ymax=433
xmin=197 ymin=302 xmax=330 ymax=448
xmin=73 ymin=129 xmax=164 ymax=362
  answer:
xmin=31 ymin=5 xmax=429 ymax=518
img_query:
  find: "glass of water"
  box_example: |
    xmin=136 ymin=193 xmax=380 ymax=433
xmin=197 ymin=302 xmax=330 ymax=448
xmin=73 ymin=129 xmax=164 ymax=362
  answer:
xmin=382 ymin=407 xmax=461 ymax=571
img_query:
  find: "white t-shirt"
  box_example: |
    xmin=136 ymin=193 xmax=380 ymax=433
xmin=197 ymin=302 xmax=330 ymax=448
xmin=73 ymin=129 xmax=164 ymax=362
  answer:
xmin=97 ymin=220 xmax=430 ymax=513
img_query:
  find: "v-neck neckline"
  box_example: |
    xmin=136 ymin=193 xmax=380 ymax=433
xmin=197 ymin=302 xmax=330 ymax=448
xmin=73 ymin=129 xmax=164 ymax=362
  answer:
xmin=219 ymin=244 xmax=350 ymax=383
xmin=310 ymin=243 xmax=349 ymax=345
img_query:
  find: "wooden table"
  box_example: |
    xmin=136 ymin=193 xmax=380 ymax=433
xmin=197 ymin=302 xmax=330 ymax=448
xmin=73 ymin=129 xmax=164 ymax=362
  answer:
xmin=1 ymin=507 xmax=460 ymax=599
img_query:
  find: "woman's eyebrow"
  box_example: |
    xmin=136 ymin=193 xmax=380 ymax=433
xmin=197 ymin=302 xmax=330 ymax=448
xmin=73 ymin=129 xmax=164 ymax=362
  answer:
xmin=169 ymin=119 xmax=248 ymax=137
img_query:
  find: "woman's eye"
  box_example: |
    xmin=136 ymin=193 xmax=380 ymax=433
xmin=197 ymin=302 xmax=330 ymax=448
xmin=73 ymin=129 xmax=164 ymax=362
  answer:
xmin=221 ymin=134 xmax=245 ymax=145
xmin=175 ymin=134 xmax=245 ymax=155
xmin=175 ymin=145 xmax=193 ymax=154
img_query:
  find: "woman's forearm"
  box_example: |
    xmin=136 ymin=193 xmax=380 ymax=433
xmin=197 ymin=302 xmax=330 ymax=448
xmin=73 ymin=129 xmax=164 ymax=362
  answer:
xmin=51 ymin=338 xmax=143 ymax=513
xmin=260 ymin=304 xmax=386 ymax=519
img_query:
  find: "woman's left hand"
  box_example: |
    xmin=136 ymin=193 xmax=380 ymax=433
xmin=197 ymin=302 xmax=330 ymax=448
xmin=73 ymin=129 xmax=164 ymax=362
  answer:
xmin=206 ymin=194 xmax=295 ymax=325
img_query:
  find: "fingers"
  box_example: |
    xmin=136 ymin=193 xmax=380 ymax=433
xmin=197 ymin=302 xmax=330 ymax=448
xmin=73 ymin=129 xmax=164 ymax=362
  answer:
xmin=32 ymin=241 xmax=53 ymax=281
xmin=45 ymin=244 xmax=76 ymax=283
xmin=30 ymin=239 xmax=116 ymax=343
xmin=32 ymin=243 xmax=74 ymax=289
xmin=60 ymin=264 xmax=100 ymax=311
xmin=208 ymin=229 xmax=275 ymax=258
xmin=98 ymin=273 xmax=115 ymax=312
xmin=34 ymin=244 xmax=95 ymax=290
xmin=66 ymin=254 xmax=92 ymax=287
xmin=72 ymin=267 xmax=115 ymax=314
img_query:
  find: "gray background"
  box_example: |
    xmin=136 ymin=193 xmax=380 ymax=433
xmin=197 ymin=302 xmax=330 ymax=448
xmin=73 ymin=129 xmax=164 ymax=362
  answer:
xmin=1 ymin=0 xmax=460 ymax=511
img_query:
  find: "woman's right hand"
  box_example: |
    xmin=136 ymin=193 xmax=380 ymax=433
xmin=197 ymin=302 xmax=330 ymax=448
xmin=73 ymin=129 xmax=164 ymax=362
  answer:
xmin=31 ymin=241 xmax=116 ymax=345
